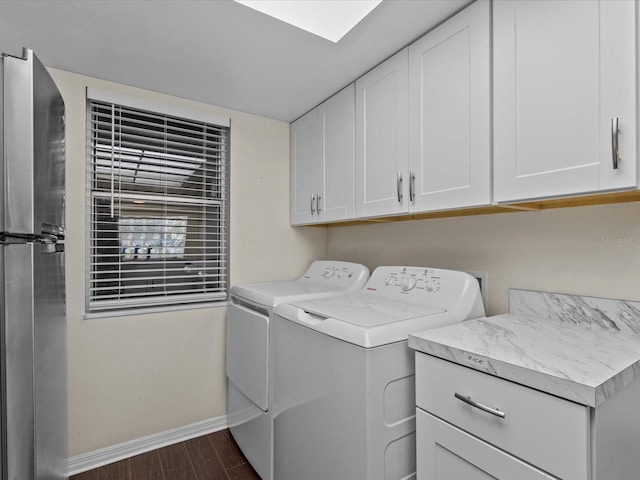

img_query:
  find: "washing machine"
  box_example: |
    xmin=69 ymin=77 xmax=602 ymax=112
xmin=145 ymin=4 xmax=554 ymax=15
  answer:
xmin=271 ymin=266 xmax=485 ymax=480
xmin=226 ymin=260 xmax=369 ymax=480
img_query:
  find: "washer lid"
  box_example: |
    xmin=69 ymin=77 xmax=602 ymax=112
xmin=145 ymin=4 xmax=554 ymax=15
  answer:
xmin=293 ymin=294 xmax=444 ymax=327
xmin=275 ymin=298 xmax=460 ymax=348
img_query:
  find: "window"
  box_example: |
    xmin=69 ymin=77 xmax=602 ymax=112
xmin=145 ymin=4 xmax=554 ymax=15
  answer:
xmin=86 ymin=89 xmax=230 ymax=313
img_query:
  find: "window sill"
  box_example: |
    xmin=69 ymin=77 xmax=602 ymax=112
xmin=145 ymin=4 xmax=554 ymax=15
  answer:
xmin=83 ymin=300 xmax=229 ymax=321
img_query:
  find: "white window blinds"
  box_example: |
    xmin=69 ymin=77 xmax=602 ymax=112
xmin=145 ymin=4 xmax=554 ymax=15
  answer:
xmin=86 ymin=94 xmax=230 ymax=313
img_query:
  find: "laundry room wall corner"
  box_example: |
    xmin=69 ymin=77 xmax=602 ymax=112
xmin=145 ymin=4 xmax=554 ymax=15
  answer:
xmin=229 ymin=115 xmax=329 ymax=285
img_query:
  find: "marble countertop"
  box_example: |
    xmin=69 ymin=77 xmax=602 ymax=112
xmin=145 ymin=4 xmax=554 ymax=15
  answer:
xmin=409 ymin=312 xmax=640 ymax=407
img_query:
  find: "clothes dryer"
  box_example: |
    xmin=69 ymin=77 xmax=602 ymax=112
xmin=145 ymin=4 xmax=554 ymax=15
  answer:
xmin=272 ymin=266 xmax=484 ymax=480
xmin=226 ymin=261 xmax=369 ymax=480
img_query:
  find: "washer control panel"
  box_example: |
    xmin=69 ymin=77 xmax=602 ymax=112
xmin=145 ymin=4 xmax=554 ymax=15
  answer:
xmin=363 ymin=266 xmax=480 ymax=310
xmin=380 ymin=267 xmax=441 ymax=294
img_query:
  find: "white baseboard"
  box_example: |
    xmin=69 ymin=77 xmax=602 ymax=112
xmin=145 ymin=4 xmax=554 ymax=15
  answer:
xmin=68 ymin=414 xmax=228 ymax=476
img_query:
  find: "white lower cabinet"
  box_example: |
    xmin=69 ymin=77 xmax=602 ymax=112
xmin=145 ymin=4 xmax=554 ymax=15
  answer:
xmin=415 ymin=353 xmax=588 ymax=480
xmin=417 ymin=410 xmax=556 ymax=480
xmin=415 ymin=352 xmax=640 ymax=480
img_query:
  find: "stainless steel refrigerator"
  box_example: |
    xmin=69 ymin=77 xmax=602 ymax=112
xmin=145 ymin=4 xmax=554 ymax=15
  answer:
xmin=0 ymin=48 xmax=67 ymax=479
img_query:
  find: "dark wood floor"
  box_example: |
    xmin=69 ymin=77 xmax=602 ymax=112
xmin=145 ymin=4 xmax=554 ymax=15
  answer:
xmin=70 ymin=429 xmax=260 ymax=480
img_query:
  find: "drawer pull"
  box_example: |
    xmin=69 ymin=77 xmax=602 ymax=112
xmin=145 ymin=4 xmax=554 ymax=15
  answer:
xmin=454 ymin=392 xmax=506 ymax=419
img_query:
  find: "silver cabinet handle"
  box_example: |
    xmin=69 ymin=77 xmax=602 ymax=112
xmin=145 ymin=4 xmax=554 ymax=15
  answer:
xmin=454 ymin=392 xmax=506 ymax=419
xmin=397 ymin=172 xmax=403 ymax=203
xmin=409 ymin=170 xmax=416 ymax=203
xmin=310 ymin=194 xmax=316 ymax=214
xmin=611 ymin=117 xmax=620 ymax=170
xmin=316 ymin=193 xmax=322 ymax=214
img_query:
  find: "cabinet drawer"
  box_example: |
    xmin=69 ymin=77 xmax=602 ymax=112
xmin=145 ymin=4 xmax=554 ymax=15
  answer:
xmin=416 ymin=353 xmax=589 ymax=479
xmin=417 ymin=409 xmax=557 ymax=480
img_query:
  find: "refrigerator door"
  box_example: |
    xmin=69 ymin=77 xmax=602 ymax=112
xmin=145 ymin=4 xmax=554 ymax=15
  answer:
xmin=32 ymin=52 xmax=65 ymax=237
xmin=1 ymin=243 xmax=36 ymax=480
xmin=1 ymin=48 xmax=67 ymax=480
xmin=3 ymin=49 xmax=65 ymax=237
xmin=33 ymin=241 xmax=66 ymax=480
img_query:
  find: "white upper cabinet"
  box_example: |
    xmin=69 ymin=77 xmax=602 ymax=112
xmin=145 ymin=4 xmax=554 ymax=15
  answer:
xmin=356 ymin=48 xmax=409 ymax=218
xmin=319 ymin=85 xmax=356 ymax=222
xmin=493 ymin=0 xmax=637 ymax=203
xmin=290 ymin=85 xmax=355 ymax=225
xmin=408 ymin=0 xmax=491 ymax=212
xmin=293 ymin=0 xmax=637 ymax=225
xmin=354 ymin=0 xmax=490 ymax=221
xmin=291 ymin=108 xmax=318 ymax=225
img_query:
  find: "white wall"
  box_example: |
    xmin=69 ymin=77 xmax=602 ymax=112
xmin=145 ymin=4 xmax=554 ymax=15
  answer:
xmin=327 ymin=202 xmax=640 ymax=315
xmin=50 ymin=68 xmax=327 ymax=456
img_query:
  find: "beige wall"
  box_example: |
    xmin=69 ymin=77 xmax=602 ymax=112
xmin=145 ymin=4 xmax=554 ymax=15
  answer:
xmin=327 ymin=202 xmax=640 ymax=315
xmin=50 ymin=68 xmax=327 ymax=456
xmin=51 ymin=64 xmax=640 ymax=457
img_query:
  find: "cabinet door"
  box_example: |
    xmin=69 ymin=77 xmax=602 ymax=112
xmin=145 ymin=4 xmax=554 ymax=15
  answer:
xmin=494 ymin=0 xmax=637 ymax=203
xmin=356 ymin=48 xmax=409 ymax=218
xmin=317 ymin=84 xmax=355 ymax=222
xmin=290 ymin=110 xmax=318 ymax=225
xmin=409 ymin=0 xmax=490 ymax=212
xmin=417 ymin=409 xmax=557 ymax=480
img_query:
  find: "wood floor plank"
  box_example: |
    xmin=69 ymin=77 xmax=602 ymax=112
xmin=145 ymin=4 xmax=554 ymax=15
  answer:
xmin=70 ymin=470 xmax=100 ymax=480
xmin=183 ymin=436 xmax=228 ymax=480
xmin=225 ymin=463 xmax=261 ymax=480
xmin=208 ymin=430 xmax=246 ymax=470
xmin=158 ymin=442 xmax=196 ymax=480
xmin=101 ymin=458 xmax=130 ymax=480
xmin=71 ymin=429 xmax=261 ymax=480
xmin=129 ymin=450 xmax=164 ymax=480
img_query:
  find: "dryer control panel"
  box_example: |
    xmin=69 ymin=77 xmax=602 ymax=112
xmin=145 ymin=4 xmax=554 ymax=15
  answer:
xmin=300 ymin=261 xmax=370 ymax=294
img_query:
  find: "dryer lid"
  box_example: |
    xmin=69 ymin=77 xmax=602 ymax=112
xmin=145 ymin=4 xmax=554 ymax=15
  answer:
xmin=230 ymin=260 xmax=370 ymax=307
xmin=231 ymin=281 xmax=343 ymax=307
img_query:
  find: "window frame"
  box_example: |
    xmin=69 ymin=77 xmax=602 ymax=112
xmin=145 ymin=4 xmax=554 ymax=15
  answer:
xmin=85 ymin=88 xmax=231 ymax=316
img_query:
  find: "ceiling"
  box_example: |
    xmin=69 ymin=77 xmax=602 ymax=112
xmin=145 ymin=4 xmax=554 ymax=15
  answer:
xmin=0 ymin=0 xmax=472 ymax=122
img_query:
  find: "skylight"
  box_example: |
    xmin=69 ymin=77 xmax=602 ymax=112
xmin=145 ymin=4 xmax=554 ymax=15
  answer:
xmin=234 ymin=0 xmax=383 ymax=43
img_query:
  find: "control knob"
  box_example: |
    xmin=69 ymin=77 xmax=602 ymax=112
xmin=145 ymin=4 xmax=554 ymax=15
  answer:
xmin=385 ymin=276 xmax=395 ymax=286
xmin=323 ymin=267 xmax=335 ymax=278
xmin=425 ymin=281 xmax=436 ymax=292
xmin=401 ymin=277 xmax=417 ymax=292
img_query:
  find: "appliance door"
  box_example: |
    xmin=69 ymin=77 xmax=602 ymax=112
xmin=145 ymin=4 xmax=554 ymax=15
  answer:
xmin=33 ymin=241 xmax=66 ymax=480
xmin=1 ymin=243 xmax=36 ymax=480
xmin=1 ymin=48 xmax=67 ymax=480
xmin=1 ymin=243 xmax=66 ymax=480
xmin=3 ymin=49 xmax=65 ymax=238
xmin=31 ymin=50 xmax=67 ymax=480
xmin=32 ymin=51 xmax=66 ymax=237
xmin=226 ymin=301 xmax=269 ymax=411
